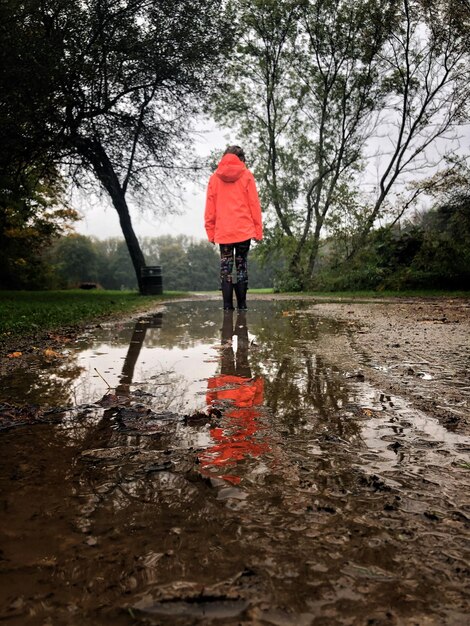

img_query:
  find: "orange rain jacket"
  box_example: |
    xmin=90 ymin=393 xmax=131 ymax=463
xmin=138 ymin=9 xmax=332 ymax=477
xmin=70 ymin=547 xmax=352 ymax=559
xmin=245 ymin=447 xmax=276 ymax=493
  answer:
xmin=204 ymin=154 xmax=263 ymax=244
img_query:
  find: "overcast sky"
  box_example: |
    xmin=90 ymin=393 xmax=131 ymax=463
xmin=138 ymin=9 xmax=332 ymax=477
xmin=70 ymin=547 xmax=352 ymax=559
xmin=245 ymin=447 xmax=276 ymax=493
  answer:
xmin=74 ymin=117 xmax=470 ymax=242
xmin=75 ymin=122 xmax=232 ymax=242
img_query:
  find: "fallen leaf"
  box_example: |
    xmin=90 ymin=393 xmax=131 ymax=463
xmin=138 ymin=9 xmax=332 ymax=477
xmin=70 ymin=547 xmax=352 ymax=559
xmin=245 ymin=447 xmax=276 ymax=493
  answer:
xmin=43 ymin=348 xmax=64 ymax=360
xmin=7 ymin=352 xmax=22 ymax=358
xmin=96 ymin=393 xmax=134 ymax=408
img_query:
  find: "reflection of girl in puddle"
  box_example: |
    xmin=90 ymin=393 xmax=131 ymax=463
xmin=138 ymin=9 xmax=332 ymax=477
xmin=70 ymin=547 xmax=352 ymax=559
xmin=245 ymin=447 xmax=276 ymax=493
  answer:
xmin=198 ymin=311 xmax=268 ymax=484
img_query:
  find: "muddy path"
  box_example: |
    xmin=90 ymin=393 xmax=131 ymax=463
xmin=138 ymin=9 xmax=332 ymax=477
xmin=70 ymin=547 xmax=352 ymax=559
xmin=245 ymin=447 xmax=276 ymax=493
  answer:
xmin=0 ymin=297 xmax=469 ymax=625
xmin=291 ymin=295 xmax=470 ymax=434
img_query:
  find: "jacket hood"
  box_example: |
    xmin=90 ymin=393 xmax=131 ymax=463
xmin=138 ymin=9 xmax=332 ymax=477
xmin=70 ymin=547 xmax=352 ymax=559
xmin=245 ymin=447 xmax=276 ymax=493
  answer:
xmin=215 ymin=153 xmax=246 ymax=182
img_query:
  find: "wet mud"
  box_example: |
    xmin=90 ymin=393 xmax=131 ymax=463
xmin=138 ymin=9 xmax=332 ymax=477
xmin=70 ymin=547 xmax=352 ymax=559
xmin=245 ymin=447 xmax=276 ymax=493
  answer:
xmin=0 ymin=298 xmax=469 ymax=625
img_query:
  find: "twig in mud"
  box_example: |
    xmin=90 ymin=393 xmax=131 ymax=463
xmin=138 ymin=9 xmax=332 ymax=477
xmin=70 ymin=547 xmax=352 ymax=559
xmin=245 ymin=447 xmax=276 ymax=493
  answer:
xmin=94 ymin=368 xmax=112 ymax=389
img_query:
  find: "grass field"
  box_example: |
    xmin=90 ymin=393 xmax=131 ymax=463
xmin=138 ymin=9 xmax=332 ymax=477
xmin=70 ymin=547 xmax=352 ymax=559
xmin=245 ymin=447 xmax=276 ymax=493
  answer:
xmin=0 ymin=290 xmax=186 ymax=339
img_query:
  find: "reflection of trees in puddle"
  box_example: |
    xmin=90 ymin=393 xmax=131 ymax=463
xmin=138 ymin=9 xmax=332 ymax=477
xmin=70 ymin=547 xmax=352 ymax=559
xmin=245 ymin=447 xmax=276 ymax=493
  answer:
xmin=10 ymin=304 xmax=363 ymax=528
xmin=114 ymin=313 xmax=192 ymax=414
xmin=88 ymin=303 xmax=223 ymax=350
xmin=116 ymin=313 xmax=163 ymax=396
xmin=248 ymin=310 xmax=360 ymax=440
xmin=73 ymin=312 xmax=198 ymax=527
xmin=0 ymin=355 xmax=85 ymax=408
xmin=147 ymin=369 xmax=190 ymax=414
xmin=264 ymin=351 xmax=358 ymax=438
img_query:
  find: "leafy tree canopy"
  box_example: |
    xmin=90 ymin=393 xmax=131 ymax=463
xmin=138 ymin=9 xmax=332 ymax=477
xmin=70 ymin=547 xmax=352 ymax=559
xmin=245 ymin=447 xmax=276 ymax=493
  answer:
xmin=0 ymin=0 xmax=234 ymax=290
xmin=0 ymin=163 xmax=78 ymax=289
xmin=213 ymin=0 xmax=469 ymax=288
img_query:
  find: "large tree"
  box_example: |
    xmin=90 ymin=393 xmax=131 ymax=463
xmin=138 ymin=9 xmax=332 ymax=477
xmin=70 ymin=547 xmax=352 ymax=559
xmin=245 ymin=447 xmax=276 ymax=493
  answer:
xmin=214 ymin=0 xmax=469 ymax=288
xmin=1 ymin=0 xmax=232 ymax=292
xmin=0 ymin=0 xmax=77 ymax=289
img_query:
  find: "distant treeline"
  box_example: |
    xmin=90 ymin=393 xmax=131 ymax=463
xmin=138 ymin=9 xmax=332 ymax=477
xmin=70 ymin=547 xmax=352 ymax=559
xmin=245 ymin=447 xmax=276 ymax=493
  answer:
xmin=253 ymin=182 xmax=469 ymax=292
xmin=314 ymin=185 xmax=470 ymax=292
xmin=36 ymin=235 xmax=274 ymax=291
xmin=1 ymin=189 xmax=468 ymax=292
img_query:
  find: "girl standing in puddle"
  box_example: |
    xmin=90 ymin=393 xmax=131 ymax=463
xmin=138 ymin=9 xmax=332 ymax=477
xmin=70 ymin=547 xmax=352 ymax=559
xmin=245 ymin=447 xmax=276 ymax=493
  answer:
xmin=204 ymin=146 xmax=263 ymax=310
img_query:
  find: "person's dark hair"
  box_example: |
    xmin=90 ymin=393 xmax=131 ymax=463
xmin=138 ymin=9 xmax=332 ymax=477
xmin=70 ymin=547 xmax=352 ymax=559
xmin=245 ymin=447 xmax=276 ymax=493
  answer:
xmin=224 ymin=145 xmax=246 ymax=162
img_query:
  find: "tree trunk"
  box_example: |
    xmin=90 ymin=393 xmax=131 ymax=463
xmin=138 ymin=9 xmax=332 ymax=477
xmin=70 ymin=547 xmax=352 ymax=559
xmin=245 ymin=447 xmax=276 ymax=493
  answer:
xmin=109 ymin=190 xmax=146 ymax=293
xmin=308 ymin=217 xmax=323 ymax=279
xmin=288 ymin=233 xmax=307 ymax=290
xmin=77 ymin=138 xmax=147 ymax=292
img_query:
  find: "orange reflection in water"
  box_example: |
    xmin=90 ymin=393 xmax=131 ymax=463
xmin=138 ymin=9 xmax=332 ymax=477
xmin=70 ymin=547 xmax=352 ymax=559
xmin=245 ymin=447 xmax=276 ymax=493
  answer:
xmin=198 ymin=312 xmax=270 ymax=484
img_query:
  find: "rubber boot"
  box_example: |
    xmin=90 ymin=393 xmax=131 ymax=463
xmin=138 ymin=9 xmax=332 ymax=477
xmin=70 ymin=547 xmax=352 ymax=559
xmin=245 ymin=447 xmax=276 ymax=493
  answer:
xmin=234 ymin=282 xmax=248 ymax=310
xmin=221 ymin=310 xmax=235 ymax=374
xmin=221 ymin=279 xmax=234 ymax=310
xmin=234 ymin=312 xmax=251 ymax=378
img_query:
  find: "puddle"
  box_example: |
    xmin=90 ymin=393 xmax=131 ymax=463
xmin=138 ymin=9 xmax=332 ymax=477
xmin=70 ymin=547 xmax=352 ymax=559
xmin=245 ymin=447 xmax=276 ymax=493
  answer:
xmin=0 ymin=299 xmax=469 ymax=625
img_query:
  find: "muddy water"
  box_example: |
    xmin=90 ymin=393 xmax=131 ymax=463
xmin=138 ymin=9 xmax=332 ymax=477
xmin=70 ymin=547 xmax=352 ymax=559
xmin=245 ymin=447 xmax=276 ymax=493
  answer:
xmin=0 ymin=299 xmax=469 ymax=625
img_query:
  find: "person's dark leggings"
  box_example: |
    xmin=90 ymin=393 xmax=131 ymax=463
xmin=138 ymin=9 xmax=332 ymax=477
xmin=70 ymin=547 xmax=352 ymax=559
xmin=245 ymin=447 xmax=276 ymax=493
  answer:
xmin=219 ymin=239 xmax=251 ymax=286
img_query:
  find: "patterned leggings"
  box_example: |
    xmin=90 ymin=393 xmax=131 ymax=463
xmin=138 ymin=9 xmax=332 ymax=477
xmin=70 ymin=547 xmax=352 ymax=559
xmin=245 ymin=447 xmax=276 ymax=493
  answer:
xmin=219 ymin=239 xmax=251 ymax=285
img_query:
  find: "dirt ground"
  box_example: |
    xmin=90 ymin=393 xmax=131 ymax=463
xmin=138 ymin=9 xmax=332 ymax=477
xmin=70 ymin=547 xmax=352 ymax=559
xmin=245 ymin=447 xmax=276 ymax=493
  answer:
xmin=300 ymin=296 xmax=470 ymax=434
